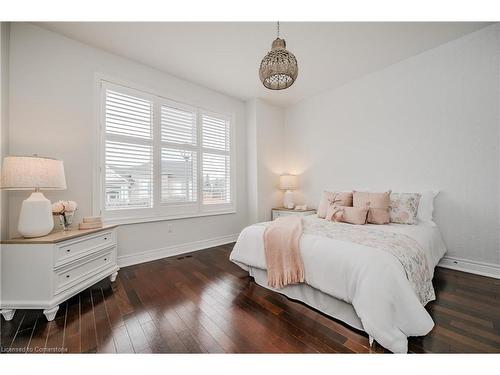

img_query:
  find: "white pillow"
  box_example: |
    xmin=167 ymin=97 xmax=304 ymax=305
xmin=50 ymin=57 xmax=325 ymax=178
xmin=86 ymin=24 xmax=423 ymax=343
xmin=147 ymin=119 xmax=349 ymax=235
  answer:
xmin=417 ymin=190 xmax=439 ymax=223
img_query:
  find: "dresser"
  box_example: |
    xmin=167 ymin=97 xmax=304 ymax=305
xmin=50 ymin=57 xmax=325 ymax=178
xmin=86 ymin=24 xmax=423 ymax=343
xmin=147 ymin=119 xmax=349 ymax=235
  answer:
xmin=271 ymin=207 xmax=317 ymax=220
xmin=0 ymin=226 xmax=119 ymax=321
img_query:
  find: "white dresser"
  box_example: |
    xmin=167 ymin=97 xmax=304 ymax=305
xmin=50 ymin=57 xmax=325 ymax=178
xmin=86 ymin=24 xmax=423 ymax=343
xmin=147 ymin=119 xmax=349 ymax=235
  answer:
xmin=271 ymin=207 xmax=317 ymax=220
xmin=0 ymin=226 xmax=119 ymax=321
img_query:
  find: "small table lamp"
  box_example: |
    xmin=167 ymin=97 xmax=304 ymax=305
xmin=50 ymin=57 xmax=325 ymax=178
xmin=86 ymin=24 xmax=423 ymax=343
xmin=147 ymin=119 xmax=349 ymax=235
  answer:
xmin=1 ymin=156 xmax=67 ymax=238
xmin=279 ymin=174 xmax=298 ymax=209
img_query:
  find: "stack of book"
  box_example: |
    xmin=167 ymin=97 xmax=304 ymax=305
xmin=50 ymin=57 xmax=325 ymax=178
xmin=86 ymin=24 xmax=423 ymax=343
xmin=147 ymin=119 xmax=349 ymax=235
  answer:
xmin=79 ymin=216 xmax=103 ymax=230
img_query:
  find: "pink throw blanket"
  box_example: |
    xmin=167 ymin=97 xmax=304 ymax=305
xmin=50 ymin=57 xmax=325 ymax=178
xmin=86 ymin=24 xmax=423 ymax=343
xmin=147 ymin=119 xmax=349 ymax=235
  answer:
xmin=263 ymin=216 xmax=305 ymax=289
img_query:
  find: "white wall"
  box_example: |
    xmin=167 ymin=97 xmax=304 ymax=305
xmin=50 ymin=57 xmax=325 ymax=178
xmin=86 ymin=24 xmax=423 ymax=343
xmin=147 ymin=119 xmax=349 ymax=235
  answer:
xmin=8 ymin=23 xmax=248 ymax=263
xmin=246 ymin=99 xmax=259 ymax=223
xmin=246 ymin=98 xmax=285 ymax=222
xmin=0 ymin=23 xmax=9 ymax=240
xmin=285 ymin=24 xmax=500 ymax=267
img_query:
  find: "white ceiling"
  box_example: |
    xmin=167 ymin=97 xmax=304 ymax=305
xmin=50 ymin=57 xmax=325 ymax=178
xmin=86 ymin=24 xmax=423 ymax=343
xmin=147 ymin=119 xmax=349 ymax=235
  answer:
xmin=36 ymin=22 xmax=490 ymax=107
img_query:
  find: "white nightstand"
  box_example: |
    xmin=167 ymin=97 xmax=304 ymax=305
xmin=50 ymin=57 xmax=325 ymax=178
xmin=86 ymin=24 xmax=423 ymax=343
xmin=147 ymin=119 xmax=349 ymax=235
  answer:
xmin=271 ymin=207 xmax=317 ymax=221
xmin=0 ymin=225 xmax=119 ymax=321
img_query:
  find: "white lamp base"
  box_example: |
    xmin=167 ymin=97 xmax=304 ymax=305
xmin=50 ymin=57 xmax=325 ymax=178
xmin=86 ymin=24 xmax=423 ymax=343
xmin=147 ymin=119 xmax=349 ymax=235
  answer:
xmin=283 ymin=190 xmax=295 ymax=209
xmin=18 ymin=192 xmax=54 ymax=238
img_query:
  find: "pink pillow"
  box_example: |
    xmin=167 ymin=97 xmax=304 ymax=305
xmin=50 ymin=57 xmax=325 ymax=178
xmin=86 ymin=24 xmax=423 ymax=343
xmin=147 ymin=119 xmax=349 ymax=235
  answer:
xmin=326 ymin=205 xmax=368 ymax=225
xmin=353 ymin=191 xmax=391 ymax=224
xmin=317 ymin=191 xmax=353 ymax=218
xmin=326 ymin=204 xmax=344 ymax=222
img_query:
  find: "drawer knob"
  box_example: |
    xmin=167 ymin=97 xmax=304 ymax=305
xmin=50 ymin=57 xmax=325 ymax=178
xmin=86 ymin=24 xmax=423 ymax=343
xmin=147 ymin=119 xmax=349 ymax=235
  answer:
xmin=104 ymin=258 xmax=108 ymax=261
xmin=104 ymin=237 xmax=108 ymax=240
xmin=66 ymin=249 xmax=71 ymax=253
xmin=66 ymin=275 xmax=70 ymax=278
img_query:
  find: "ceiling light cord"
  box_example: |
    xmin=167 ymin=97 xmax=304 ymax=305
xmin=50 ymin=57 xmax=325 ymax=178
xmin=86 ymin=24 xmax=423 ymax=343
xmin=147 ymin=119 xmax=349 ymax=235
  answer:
xmin=277 ymin=21 xmax=280 ymax=38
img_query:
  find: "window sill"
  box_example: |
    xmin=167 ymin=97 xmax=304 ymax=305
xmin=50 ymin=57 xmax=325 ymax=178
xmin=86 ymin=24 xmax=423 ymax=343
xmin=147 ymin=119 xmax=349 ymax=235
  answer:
xmin=103 ymin=209 xmax=237 ymax=227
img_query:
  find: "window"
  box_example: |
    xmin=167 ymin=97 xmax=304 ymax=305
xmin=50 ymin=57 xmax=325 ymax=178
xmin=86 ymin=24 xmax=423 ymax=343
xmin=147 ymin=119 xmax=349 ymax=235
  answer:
xmin=99 ymin=81 xmax=234 ymax=223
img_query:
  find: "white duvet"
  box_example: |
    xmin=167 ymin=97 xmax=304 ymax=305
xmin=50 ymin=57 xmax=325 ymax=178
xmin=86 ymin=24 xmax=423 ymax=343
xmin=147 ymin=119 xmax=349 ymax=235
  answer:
xmin=229 ymin=216 xmax=447 ymax=353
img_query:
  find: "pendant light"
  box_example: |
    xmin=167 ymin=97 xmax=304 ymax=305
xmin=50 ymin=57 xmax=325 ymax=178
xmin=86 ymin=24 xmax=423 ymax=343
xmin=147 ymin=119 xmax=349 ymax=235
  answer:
xmin=259 ymin=22 xmax=299 ymax=90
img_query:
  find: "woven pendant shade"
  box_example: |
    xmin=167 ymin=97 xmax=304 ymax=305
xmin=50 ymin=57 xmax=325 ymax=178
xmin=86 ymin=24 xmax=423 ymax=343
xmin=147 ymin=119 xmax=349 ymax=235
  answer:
xmin=259 ymin=23 xmax=298 ymax=90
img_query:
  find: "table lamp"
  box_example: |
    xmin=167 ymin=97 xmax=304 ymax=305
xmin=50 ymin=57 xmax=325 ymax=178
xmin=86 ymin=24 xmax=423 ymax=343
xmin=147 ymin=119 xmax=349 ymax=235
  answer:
xmin=279 ymin=174 xmax=298 ymax=209
xmin=1 ymin=155 xmax=67 ymax=238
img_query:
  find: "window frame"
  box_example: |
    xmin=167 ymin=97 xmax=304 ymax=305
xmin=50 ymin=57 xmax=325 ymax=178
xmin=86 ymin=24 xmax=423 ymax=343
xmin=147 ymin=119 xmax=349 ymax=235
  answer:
xmin=95 ymin=78 xmax=236 ymax=225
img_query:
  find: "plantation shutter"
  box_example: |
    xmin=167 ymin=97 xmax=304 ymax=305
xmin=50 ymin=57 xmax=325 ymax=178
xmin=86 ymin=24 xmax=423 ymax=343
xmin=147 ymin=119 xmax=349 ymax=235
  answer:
xmin=160 ymin=104 xmax=198 ymax=203
xmin=103 ymin=87 xmax=154 ymax=210
xmin=201 ymin=113 xmax=231 ymax=205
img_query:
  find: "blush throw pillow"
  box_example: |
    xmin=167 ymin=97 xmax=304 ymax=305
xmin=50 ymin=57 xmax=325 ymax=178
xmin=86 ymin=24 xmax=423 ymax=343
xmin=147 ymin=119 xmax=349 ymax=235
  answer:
xmin=389 ymin=193 xmax=421 ymax=224
xmin=353 ymin=191 xmax=391 ymax=224
xmin=326 ymin=205 xmax=368 ymax=225
xmin=325 ymin=204 xmax=344 ymax=222
xmin=317 ymin=191 xmax=353 ymax=218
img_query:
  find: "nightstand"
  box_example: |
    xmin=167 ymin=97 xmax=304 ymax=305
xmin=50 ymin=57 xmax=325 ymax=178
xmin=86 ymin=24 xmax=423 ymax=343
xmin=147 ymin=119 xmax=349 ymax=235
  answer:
xmin=271 ymin=207 xmax=317 ymax=220
xmin=0 ymin=225 xmax=119 ymax=321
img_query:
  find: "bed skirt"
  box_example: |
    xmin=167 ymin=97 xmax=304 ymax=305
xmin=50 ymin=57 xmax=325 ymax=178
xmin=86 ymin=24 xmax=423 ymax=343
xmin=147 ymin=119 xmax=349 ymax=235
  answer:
xmin=248 ymin=267 xmax=365 ymax=332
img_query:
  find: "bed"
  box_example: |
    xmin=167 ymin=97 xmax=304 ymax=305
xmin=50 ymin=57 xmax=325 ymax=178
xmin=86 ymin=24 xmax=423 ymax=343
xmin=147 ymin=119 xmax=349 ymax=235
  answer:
xmin=229 ymin=215 xmax=447 ymax=353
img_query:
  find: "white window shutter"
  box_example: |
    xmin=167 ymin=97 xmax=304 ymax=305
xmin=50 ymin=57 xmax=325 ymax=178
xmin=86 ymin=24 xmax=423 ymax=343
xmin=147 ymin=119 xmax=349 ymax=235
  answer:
xmin=104 ymin=88 xmax=154 ymax=210
xmin=201 ymin=113 xmax=231 ymax=205
xmin=105 ymin=90 xmax=152 ymax=139
xmin=160 ymin=104 xmax=198 ymax=203
xmin=161 ymin=105 xmax=197 ymax=146
xmin=202 ymin=114 xmax=230 ymax=151
xmin=202 ymin=153 xmax=230 ymax=204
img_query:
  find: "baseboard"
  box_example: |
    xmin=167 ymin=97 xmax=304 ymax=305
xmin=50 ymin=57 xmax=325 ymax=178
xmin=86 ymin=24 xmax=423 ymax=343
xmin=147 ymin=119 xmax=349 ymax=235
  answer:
xmin=438 ymin=256 xmax=500 ymax=279
xmin=117 ymin=233 xmax=239 ymax=268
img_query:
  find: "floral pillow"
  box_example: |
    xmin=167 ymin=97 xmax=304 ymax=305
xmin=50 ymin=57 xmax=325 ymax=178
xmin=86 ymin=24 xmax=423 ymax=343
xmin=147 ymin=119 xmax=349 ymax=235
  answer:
xmin=389 ymin=193 xmax=421 ymax=224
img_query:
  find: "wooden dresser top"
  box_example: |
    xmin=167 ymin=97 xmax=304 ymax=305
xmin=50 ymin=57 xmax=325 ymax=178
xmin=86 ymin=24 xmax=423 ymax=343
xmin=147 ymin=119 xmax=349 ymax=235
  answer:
xmin=1 ymin=225 xmax=117 ymax=244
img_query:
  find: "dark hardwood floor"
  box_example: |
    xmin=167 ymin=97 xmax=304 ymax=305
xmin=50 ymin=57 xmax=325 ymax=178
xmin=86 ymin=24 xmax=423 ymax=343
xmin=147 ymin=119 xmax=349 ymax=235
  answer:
xmin=1 ymin=243 xmax=499 ymax=353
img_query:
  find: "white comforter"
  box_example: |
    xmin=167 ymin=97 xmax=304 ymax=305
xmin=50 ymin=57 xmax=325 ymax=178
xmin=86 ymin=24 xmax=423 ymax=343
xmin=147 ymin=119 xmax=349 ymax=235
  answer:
xmin=229 ymin=216 xmax=446 ymax=353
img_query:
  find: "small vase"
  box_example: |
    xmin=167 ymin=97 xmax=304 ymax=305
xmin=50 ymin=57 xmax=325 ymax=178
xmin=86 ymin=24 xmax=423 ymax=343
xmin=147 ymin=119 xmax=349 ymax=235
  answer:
xmin=59 ymin=211 xmax=75 ymax=231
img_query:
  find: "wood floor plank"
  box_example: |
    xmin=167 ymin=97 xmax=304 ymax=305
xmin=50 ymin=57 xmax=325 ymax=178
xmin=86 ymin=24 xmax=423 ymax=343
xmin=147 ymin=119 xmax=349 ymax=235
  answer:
xmin=111 ymin=324 xmax=134 ymax=353
xmin=140 ymin=320 xmax=170 ymax=353
xmin=44 ymin=303 xmax=67 ymax=354
xmin=80 ymin=289 xmax=98 ymax=353
xmin=64 ymin=295 xmax=81 ymax=353
xmin=1 ymin=311 xmax=25 ymax=351
xmin=91 ymin=288 xmax=116 ymax=353
xmin=163 ymin=309 xmax=208 ymax=353
xmin=151 ymin=317 xmax=189 ymax=353
xmin=123 ymin=315 xmax=151 ymax=353
xmin=25 ymin=315 xmax=51 ymax=354
xmin=9 ymin=310 xmax=40 ymax=353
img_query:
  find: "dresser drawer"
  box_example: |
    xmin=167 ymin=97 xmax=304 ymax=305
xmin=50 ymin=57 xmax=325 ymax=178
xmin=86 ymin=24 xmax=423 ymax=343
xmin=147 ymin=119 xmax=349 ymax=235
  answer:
xmin=55 ymin=247 xmax=115 ymax=294
xmin=56 ymin=231 xmax=115 ymax=265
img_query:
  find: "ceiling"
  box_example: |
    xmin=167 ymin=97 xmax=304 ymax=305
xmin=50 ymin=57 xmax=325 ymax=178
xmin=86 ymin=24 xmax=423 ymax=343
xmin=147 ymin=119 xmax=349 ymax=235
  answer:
xmin=36 ymin=22 xmax=490 ymax=107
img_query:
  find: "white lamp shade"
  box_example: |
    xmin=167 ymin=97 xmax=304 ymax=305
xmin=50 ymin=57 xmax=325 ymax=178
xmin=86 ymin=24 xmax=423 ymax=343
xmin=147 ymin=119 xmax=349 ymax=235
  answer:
xmin=279 ymin=174 xmax=298 ymax=190
xmin=1 ymin=156 xmax=67 ymax=190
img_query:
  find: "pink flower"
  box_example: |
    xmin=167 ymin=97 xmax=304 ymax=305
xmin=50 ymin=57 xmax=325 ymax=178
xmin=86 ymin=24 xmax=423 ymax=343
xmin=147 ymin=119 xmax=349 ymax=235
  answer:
xmin=63 ymin=200 xmax=78 ymax=212
xmin=52 ymin=201 xmax=64 ymax=214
